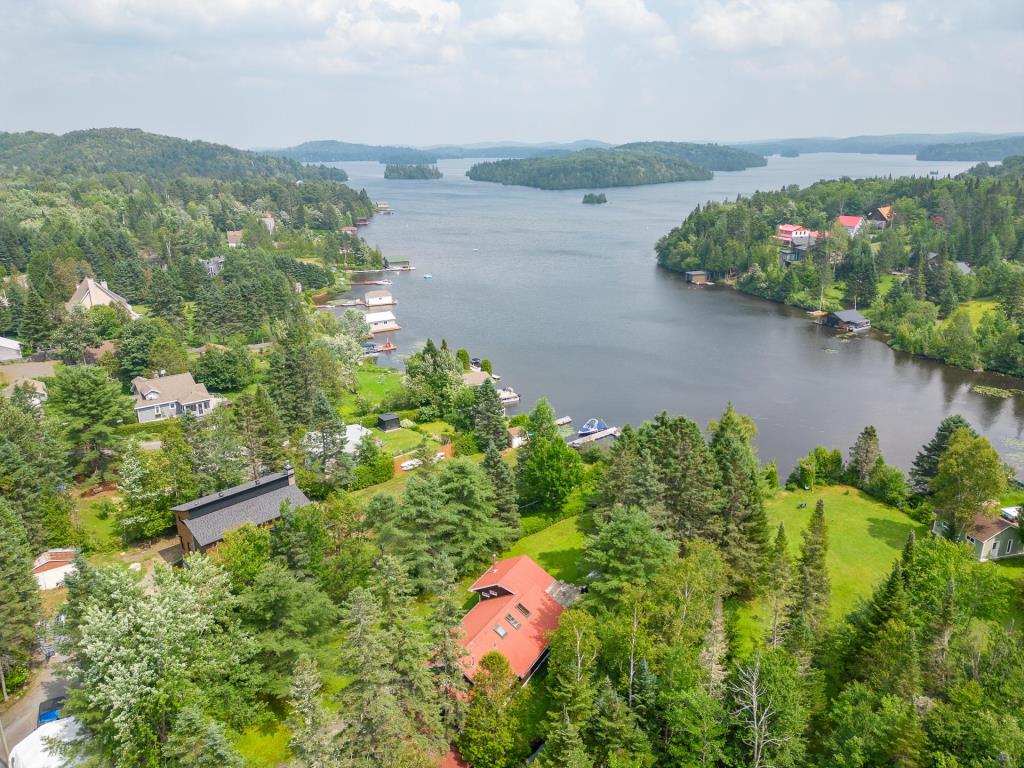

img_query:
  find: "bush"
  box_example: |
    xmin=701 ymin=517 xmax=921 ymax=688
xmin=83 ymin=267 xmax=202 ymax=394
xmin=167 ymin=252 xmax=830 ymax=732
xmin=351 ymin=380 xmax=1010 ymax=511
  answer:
xmin=350 ymin=455 xmax=395 ymax=489
xmin=451 ymin=431 xmax=480 ymax=457
xmin=520 ymin=515 xmax=553 ymax=537
xmin=416 ymin=405 xmax=441 ymax=423
xmin=864 ymin=458 xmax=909 ymax=508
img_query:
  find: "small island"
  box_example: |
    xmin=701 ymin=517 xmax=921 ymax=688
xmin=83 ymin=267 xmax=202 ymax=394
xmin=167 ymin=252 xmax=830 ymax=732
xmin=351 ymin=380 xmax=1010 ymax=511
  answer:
xmin=384 ymin=163 xmax=443 ymax=180
xmin=780 ymin=150 xmax=800 ymax=158
xmin=582 ymin=192 xmax=607 ymax=204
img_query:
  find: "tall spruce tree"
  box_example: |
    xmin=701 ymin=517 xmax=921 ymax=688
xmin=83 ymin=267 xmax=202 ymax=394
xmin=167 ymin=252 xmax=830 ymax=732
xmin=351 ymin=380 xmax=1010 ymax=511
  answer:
xmin=710 ymin=404 xmax=770 ymax=593
xmin=766 ymin=523 xmax=792 ymax=647
xmin=538 ymin=711 xmax=593 ymax=768
xmin=232 ymin=385 xmax=287 ymax=479
xmin=472 ymin=379 xmax=509 ymax=453
xmin=785 ymin=499 xmax=830 ymax=649
xmin=847 ymin=425 xmax=882 ymax=486
xmin=909 ymin=415 xmax=976 ymax=496
xmin=482 ymin=444 xmax=519 ymax=532
xmin=0 ymin=500 xmax=42 ymax=671
xmin=427 ymin=555 xmax=469 ymax=740
xmin=458 ymin=651 xmax=519 ymax=768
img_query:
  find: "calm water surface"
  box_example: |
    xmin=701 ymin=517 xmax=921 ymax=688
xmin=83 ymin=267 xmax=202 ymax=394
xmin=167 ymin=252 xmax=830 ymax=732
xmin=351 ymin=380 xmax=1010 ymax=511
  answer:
xmin=333 ymin=154 xmax=1024 ymax=475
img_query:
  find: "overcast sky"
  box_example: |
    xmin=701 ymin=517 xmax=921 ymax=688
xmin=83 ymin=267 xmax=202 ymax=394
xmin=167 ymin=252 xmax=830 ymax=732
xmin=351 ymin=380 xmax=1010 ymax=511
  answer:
xmin=2 ymin=0 xmax=1022 ymax=149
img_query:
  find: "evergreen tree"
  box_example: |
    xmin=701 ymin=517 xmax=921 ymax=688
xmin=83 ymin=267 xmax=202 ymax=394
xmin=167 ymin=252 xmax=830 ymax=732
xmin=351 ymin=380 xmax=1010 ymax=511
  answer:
xmin=266 ymin=326 xmax=322 ymax=428
xmin=472 ymin=379 xmax=509 ymax=453
xmin=458 ymin=651 xmax=519 ymax=768
xmin=482 ymin=443 xmax=519 ymax=532
xmin=287 ymin=656 xmax=336 ymax=768
xmin=546 ymin=608 xmax=600 ymax=723
xmin=232 ymin=385 xmax=287 ymax=479
xmin=909 ymin=414 xmax=976 ymax=496
xmin=50 ymin=305 xmax=100 ymax=364
xmin=19 ymin=289 xmax=53 ymax=351
xmin=428 ymin=555 xmax=470 ymax=739
xmin=765 ymin=523 xmax=792 ymax=647
xmin=589 ymin=677 xmax=654 ymax=767
xmin=435 ymin=457 xmax=514 ymax=571
xmin=847 ymin=425 xmax=882 ymax=486
xmin=404 ymin=338 xmax=462 ymax=409
xmin=162 ymin=706 xmax=244 ymax=768
xmin=147 ymin=268 xmax=184 ymax=323
xmin=785 ymin=499 xmax=829 ymax=649
xmin=538 ymin=711 xmax=593 ymax=768
xmin=518 ymin=436 xmax=584 ymax=513
xmin=0 ymin=500 xmax=42 ymax=671
xmin=710 ymin=404 xmax=770 ymax=593
xmin=301 ymin=394 xmax=350 ymax=496
xmin=584 ymin=507 xmax=675 ymax=607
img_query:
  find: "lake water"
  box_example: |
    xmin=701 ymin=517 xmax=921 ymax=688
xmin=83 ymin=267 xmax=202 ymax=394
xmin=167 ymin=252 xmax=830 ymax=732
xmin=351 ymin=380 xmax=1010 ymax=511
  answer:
xmin=332 ymin=155 xmax=1024 ymax=476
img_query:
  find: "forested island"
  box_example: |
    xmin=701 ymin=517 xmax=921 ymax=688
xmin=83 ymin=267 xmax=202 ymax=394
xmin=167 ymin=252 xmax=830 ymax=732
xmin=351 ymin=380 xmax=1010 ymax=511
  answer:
xmin=0 ymin=128 xmax=348 ymax=181
xmin=384 ymin=163 xmax=443 ymax=179
xmin=918 ymin=135 xmax=1024 ymax=161
xmin=738 ymin=132 xmax=1017 ymax=157
xmin=656 ymin=156 xmax=1024 ymax=376
xmin=467 ymin=148 xmax=712 ymax=189
xmin=582 ymin=192 xmax=607 ymax=204
xmin=466 ymin=142 xmax=771 ymax=190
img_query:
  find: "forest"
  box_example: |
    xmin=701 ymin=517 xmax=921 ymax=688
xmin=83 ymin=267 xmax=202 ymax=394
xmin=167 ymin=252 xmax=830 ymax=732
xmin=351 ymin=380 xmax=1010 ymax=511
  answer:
xmin=384 ymin=164 xmax=444 ymax=179
xmin=656 ymin=157 xmax=1024 ymax=376
xmin=918 ymin=136 xmax=1024 ymax=161
xmin=0 ymin=128 xmax=348 ymax=181
xmin=616 ymin=141 xmax=767 ymax=171
xmin=466 ymin=148 xmax=712 ymax=190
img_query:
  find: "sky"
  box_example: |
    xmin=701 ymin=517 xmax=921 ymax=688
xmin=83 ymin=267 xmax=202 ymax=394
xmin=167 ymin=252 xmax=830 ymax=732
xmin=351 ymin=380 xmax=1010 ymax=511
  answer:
xmin=1 ymin=0 xmax=1022 ymax=149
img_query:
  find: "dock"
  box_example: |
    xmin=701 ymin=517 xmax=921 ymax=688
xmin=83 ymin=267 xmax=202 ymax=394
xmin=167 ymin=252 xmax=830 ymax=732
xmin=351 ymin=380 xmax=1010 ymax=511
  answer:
xmin=568 ymin=427 xmax=620 ymax=449
xmin=555 ymin=416 xmax=573 ymax=427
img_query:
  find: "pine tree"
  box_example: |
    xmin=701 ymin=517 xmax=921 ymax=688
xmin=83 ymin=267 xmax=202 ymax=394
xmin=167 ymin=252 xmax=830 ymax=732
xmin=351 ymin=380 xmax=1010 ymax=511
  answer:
xmin=428 ymin=555 xmax=469 ymax=739
xmin=785 ymin=499 xmax=829 ymax=648
xmin=472 ymin=379 xmax=509 ymax=453
xmin=538 ymin=711 xmax=593 ymax=768
xmin=163 ymin=707 xmax=244 ymax=768
xmin=232 ymin=385 xmax=286 ymax=480
xmin=19 ymin=289 xmax=53 ymax=351
xmin=589 ymin=677 xmax=653 ymax=766
xmin=710 ymin=404 xmax=770 ymax=593
xmin=909 ymin=414 xmax=976 ymax=496
xmin=458 ymin=651 xmax=519 ymax=768
xmin=302 ymin=394 xmax=350 ymax=494
xmin=286 ymin=667 xmax=336 ymax=767
xmin=847 ymin=425 xmax=882 ymax=486
xmin=0 ymin=500 xmax=42 ymax=669
xmin=436 ymin=458 xmax=514 ymax=571
xmin=766 ymin=523 xmax=792 ymax=647
xmin=147 ymin=268 xmax=184 ymax=323
xmin=482 ymin=444 xmax=519 ymax=531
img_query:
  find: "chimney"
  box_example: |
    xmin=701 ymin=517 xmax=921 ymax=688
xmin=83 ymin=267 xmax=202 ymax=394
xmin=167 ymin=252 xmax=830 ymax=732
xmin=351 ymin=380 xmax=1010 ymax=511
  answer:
xmin=285 ymin=464 xmax=295 ymax=485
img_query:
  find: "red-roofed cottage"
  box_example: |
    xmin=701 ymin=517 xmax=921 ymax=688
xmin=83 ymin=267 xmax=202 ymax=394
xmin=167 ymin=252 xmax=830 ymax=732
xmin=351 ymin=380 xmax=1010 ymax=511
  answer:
xmin=837 ymin=215 xmax=864 ymax=236
xmin=776 ymin=223 xmax=810 ymax=244
xmin=458 ymin=555 xmax=571 ymax=683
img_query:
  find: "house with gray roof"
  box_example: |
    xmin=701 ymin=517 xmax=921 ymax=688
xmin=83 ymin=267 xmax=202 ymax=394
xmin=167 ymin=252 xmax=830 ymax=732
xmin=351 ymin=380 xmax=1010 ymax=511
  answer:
xmin=825 ymin=309 xmax=871 ymax=332
xmin=130 ymin=372 xmax=215 ymax=423
xmin=172 ymin=467 xmax=309 ymax=553
xmin=931 ymin=508 xmax=1023 ymax=562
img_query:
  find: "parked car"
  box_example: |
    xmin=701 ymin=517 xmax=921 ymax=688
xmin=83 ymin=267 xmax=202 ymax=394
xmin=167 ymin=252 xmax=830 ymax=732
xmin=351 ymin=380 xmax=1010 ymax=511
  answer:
xmin=37 ymin=696 xmax=66 ymax=727
xmin=400 ymin=459 xmax=422 ymax=471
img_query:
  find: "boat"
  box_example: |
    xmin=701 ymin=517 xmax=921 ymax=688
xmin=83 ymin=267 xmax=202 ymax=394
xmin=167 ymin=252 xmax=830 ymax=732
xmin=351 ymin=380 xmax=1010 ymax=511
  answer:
xmin=379 ymin=279 xmax=393 ymax=285
xmin=578 ymin=418 xmax=609 ymax=436
xmin=497 ymin=387 xmax=520 ymax=406
xmin=374 ymin=341 xmax=397 ymax=353
xmin=361 ymin=342 xmax=379 ymax=357
xmin=423 ymin=274 xmax=433 ymax=279
xmin=555 ymin=416 xmax=573 ymax=427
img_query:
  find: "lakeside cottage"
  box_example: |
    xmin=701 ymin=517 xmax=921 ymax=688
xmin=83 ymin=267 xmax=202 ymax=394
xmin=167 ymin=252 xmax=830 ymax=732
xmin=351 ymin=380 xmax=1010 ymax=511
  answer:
xmin=173 ymin=467 xmax=309 ymax=554
xmin=826 ymin=309 xmax=871 ymax=332
xmin=0 ymin=334 xmax=22 ymax=361
xmin=65 ymin=277 xmax=140 ymax=320
xmin=365 ymin=310 xmax=401 ymax=334
xmin=456 ymin=555 xmax=578 ymax=683
xmin=931 ymin=508 xmax=1022 ymax=562
xmin=130 ymin=372 xmax=215 ymax=422
xmin=364 ymin=290 xmax=396 ymax=307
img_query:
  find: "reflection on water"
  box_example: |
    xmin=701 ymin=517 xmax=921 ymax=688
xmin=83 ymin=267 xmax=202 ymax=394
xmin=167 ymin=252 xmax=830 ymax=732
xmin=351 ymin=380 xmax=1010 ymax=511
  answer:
xmin=333 ymin=154 xmax=1023 ymax=475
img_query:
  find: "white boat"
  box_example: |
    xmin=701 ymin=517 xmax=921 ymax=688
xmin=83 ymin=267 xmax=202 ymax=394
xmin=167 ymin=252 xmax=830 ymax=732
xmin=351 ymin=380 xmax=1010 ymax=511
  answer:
xmin=424 ymin=274 xmax=433 ymax=279
xmin=497 ymin=387 xmax=520 ymax=406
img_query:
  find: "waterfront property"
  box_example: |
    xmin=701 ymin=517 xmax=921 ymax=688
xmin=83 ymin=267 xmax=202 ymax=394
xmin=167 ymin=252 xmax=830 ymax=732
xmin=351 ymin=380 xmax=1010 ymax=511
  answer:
xmin=130 ymin=372 xmax=216 ymax=422
xmin=365 ymin=289 xmax=396 ymax=307
xmin=384 ymin=257 xmax=414 ymax=271
xmin=0 ymin=334 xmax=22 ymax=361
xmin=685 ymin=270 xmax=708 ymax=285
xmin=365 ymin=310 xmax=401 ymax=334
xmin=65 ymin=277 xmax=140 ymax=319
xmin=930 ymin=508 xmax=1023 ymax=562
xmin=457 ymin=555 xmax=577 ymax=682
xmin=462 ymin=370 xmax=492 ymax=387
xmin=172 ymin=467 xmax=309 ymax=554
xmin=825 ymin=309 xmax=871 ymax=332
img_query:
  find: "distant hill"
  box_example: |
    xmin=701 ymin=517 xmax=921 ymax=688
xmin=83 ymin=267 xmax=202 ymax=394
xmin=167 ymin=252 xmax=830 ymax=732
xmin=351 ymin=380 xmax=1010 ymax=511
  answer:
xmin=265 ymin=140 xmax=437 ymax=164
xmin=615 ymin=141 xmax=767 ymax=171
xmin=0 ymin=128 xmax=348 ymax=181
xmin=466 ymin=149 xmax=712 ymax=190
xmin=737 ymin=133 xmax=1021 ymax=157
xmin=917 ymin=136 xmax=1024 ymax=161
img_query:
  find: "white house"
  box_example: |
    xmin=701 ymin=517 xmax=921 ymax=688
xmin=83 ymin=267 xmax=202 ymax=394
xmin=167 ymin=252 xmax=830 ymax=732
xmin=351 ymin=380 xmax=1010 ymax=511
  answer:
xmin=776 ymin=224 xmax=810 ymax=244
xmin=365 ymin=310 xmax=401 ymax=334
xmin=0 ymin=334 xmax=22 ymax=361
xmin=33 ymin=549 xmax=78 ymax=590
xmin=65 ymin=278 xmax=140 ymax=320
xmin=365 ymin=290 xmax=396 ymax=308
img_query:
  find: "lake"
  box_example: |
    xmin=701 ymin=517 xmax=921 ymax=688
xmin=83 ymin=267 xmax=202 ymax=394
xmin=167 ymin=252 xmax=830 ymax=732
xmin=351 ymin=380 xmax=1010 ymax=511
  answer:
xmin=332 ymin=154 xmax=1024 ymax=476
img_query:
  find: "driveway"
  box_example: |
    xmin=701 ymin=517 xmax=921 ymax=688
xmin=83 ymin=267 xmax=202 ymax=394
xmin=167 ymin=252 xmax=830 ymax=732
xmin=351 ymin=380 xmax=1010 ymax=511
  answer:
xmin=0 ymin=657 xmax=66 ymax=767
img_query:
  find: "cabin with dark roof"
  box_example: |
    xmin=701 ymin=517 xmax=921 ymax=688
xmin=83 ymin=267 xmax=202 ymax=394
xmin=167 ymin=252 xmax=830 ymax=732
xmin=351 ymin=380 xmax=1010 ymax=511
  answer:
xmin=171 ymin=467 xmax=309 ymax=554
xmin=377 ymin=412 xmax=401 ymax=432
xmin=825 ymin=309 xmax=871 ymax=333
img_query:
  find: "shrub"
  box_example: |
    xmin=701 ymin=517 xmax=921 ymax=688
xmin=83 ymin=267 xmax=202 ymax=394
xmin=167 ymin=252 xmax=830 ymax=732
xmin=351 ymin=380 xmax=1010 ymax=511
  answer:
xmin=451 ymin=432 xmax=480 ymax=457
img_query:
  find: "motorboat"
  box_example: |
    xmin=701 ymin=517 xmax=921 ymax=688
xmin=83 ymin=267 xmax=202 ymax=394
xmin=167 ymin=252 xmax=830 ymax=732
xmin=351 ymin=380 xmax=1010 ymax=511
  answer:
xmin=578 ymin=418 xmax=609 ymax=436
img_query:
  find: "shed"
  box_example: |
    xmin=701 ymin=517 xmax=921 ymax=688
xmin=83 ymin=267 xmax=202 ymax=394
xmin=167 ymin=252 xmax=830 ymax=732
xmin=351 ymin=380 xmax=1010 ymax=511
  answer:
xmin=364 ymin=290 xmax=395 ymax=307
xmin=685 ymin=270 xmax=708 ymax=285
xmin=0 ymin=335 xmax=22 ymax=361
xmin=364 ymin=310 xmax=401 ymax=334
xmin=825 ymin=309 xmax=871 ymax=332
xmin=378 ymin=412 xmax=401 ymax=432
xmin=32 ymin=549 xmax=77 ymax=590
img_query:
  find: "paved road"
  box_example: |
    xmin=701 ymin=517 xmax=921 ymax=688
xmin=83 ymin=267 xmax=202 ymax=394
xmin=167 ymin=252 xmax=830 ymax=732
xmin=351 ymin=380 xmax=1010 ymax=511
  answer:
xmin=0 ymin=658 xmax=66 ymax=768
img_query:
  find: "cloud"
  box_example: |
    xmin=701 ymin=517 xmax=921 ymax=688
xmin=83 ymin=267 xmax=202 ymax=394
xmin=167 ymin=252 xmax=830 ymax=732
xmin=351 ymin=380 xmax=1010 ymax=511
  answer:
xmin=692 ymin=0 xmax=843 ymax=50
xmin=466 ymin=0 xmax=584 ymax=48
xmin=586 ymin=0 xmax=678 ymax=53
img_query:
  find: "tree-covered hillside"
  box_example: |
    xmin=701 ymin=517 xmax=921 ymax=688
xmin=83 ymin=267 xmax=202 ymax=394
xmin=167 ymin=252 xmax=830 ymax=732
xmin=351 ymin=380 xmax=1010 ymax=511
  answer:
xmin=616 ymin=141 xmax=767 ymax=171
xmin=918 ymin=136 xmax=1024 ymax=161
xmin=384 ymin=164 xmax=443 ymax=179
xmin=0 ymin=129 xmax=348 ymax=181
xmin=738 ymin=133 xmax=1015 ymax=157
xmin=656 ymin=159 xmax=1024 ymax=376
xmin=264 ymin=139 xmax=437 ymax=165
xmin=466 ymin=149 xmax=712 ymax=190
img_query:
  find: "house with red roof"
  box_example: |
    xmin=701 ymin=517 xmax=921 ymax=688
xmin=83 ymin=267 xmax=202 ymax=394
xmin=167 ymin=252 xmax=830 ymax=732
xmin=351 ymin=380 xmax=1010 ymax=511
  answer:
xmin=837 ymin=215 xmax=864 ymax=237
xmin=226 ymin=230 xmax=243 ymax=248
xmin=776 ymin=223 xmax=810 ymax=244
xmin=867 ymin=205 xmax=893 ymax=228
xmin=458 ymin=555 xmax=576 ymax=683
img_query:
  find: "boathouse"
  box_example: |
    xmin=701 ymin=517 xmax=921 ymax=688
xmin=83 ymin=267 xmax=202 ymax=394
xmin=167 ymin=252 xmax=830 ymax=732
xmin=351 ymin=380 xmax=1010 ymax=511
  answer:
xmin=685 ymin=270 xmax=708 ymax=285
xmin=826 ymin=309 xmax=871 ymax=332
xmin=364 ymin=310 xmax=401 ymax=334
xmin=365 ymin=290 xmax=395 ymax=307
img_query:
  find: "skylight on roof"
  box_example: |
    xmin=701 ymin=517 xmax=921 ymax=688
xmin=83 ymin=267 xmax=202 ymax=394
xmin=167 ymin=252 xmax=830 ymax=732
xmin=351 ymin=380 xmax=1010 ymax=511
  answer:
xmin=515 ymin=602 xmax=531 ymax=618
xmin=494 ymin=624 xmax=508 ymax=638
xmin=505 ymin=614 xmax=522 ymax=630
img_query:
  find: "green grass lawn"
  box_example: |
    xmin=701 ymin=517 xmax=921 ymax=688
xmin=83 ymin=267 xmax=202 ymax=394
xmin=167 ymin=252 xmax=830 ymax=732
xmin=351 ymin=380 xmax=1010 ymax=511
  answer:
xmin=378 ymin=427 xmax=429 ymax=456
xmin=75 ymin=494 xmax=121 ymax=552
xmin=731 ymin=486 xmax=924 ymax=656
xmin=962 ymin=298 xmax=999 ymax=325
xmin=988 ymin=558 xmax=1024 ymax=627
xmin=234 ymin=721 xmax=291 ymax=768
xmin=505 ymin=515 xmax=589 ymax=583
xmin=339 ymin=366 xmax=405 ymax=418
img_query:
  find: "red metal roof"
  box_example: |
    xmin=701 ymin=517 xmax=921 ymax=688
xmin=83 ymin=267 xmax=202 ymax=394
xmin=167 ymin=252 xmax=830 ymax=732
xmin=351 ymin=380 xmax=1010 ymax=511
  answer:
xmin=461 ymin=556 xmax=564 ymax=680
xmin=837 ymin=215 xmax=863 ymax=228
xmin=777 ymin=223 xmax=804 ymax=233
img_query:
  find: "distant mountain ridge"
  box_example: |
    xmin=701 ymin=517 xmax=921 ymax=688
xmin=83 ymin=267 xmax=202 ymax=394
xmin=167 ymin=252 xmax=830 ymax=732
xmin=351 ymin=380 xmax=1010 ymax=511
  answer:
xmin=262 ymin=139 xmax=613 ymax=164
xmin=736 ymin=132 xmax=1024 ymax=157
xmin=917 ymin=136 xmax=1024 ymax=161
xmin=0 ymin=128 xmax=349 ymax=181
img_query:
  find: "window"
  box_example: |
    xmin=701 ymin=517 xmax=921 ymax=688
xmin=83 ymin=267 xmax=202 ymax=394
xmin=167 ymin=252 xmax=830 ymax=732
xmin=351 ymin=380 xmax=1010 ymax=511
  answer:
xmin=515 ymin=603 xmax=531 ymax=618
xmin=505 ymin=614 xmax=522 ymax=630
xmin=1007 ymin=539 xmax=1015 ymax=555
xmin=493 ymin=624 xmax=508 ymax=639
xmin=992 ymin=540 xmax=1000 ymax=556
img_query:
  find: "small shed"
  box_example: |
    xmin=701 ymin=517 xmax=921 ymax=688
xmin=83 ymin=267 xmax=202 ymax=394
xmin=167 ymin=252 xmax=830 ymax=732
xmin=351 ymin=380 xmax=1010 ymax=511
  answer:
xmin=826 ymin=309 xmax=871 ymax=332
xmin=685 ymin=271 xmax=708 ymax=285
xmin=0 ymin=334 xmax=23 ymax=361
xmin=33 ymin=549 xmax=78 ymax=590
xmin=378 ymin=412 xmax=401 ymax=432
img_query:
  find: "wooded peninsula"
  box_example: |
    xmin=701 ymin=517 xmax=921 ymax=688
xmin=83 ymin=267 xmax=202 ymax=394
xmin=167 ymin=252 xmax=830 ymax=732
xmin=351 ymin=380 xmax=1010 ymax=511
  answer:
xmin=384 ymin=163 xmax=443 ymax=180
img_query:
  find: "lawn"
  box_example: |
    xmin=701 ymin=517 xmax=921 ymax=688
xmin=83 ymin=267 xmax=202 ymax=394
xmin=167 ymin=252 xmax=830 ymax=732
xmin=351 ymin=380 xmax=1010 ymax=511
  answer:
xmin=962 ymin=298 xmax=999 ymax=325
xmin=338 ymin=365 xmax=405 ymax=417
xmin=378 ymin=427 xmax=430 ymax=456
xmin=731 ymin=485 xmax=925 ymax=655
xmin=75 ymin=493 xmax=121 ymax=552
xmin=504 ymin=515 xmax=589 ymax=584
xmin=234 ymin=721 xmax=290 ymax=768
xmin=988 ymin=558 xmax=1024 ymax=627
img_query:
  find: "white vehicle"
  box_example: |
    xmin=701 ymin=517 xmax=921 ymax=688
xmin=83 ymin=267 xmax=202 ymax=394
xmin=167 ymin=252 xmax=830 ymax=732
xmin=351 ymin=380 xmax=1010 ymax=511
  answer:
xmin=400 ymin=459 xmax=422 ymax=471
xmin=10 ymin=717 xmax=81 ymax=768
